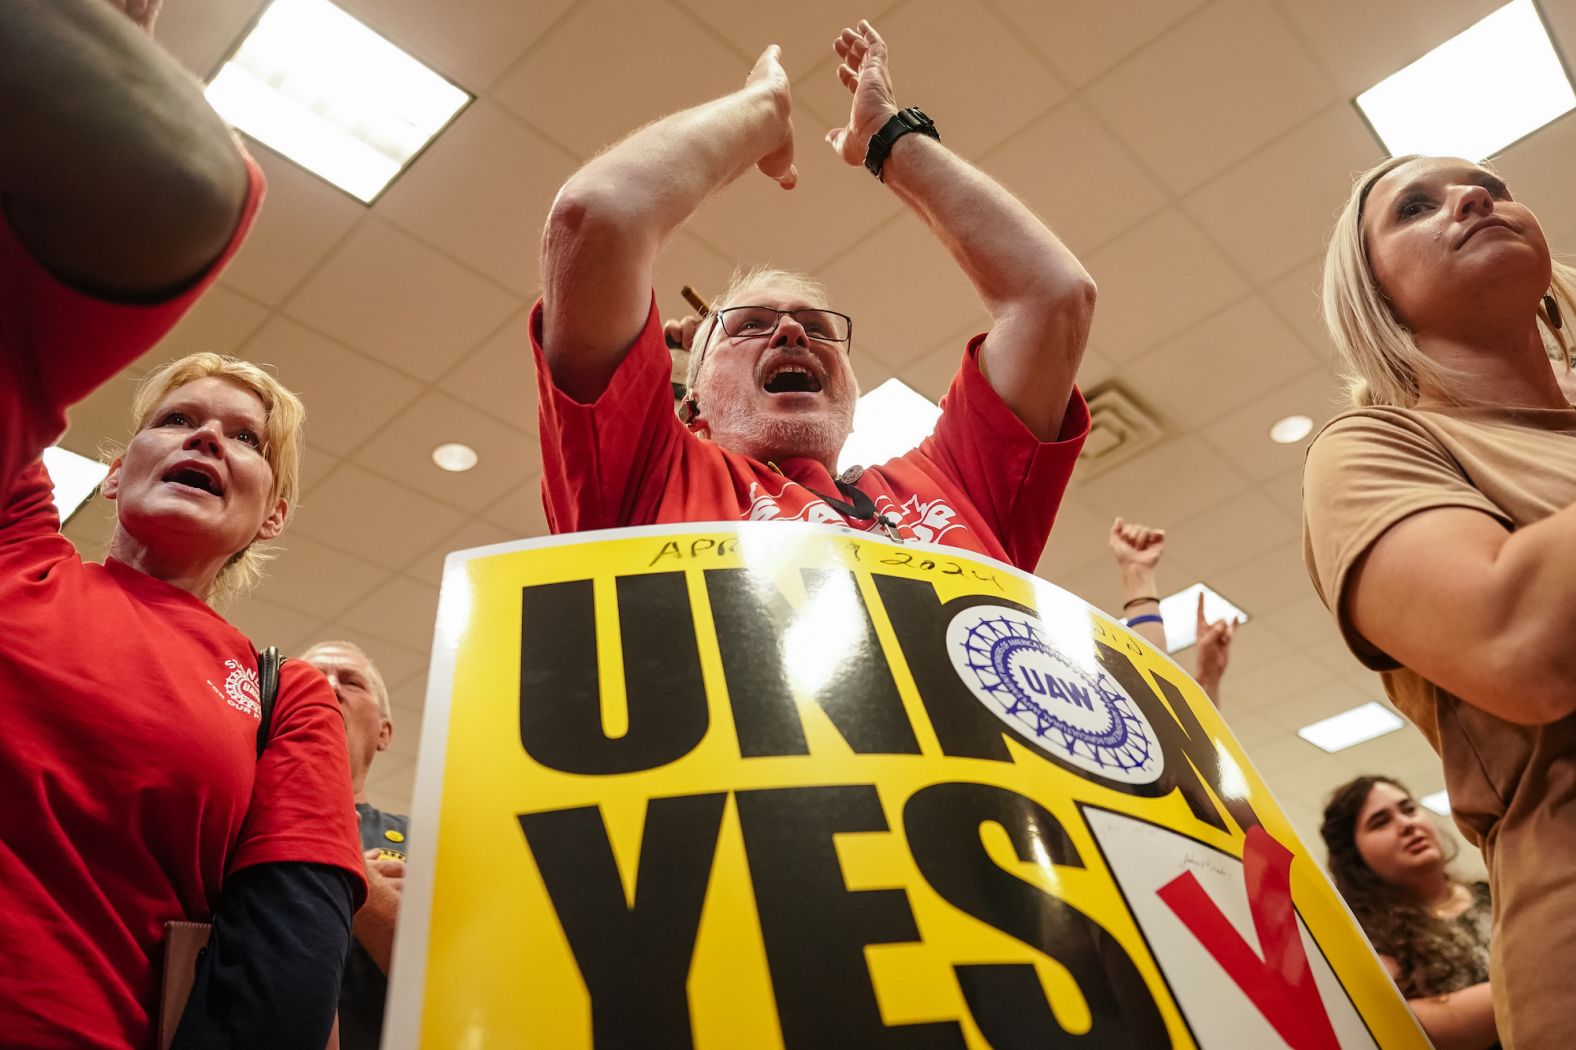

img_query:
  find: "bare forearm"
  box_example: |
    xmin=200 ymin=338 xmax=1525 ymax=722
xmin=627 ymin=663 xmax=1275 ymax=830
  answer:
xmin=1408 ymin=982 xmax=1497 ymax=1050
xmin=352 ymin=905 xmax=396 ymax=974
xmin=0 ymin=0 xmax=247 ymax=297
xmin=541 ymin=81 xmax=787 ymax=399
xmin=1117 ymin=565 xmax=1166 ymax=649
xmin=880 ymin=133 xmax=1094 ymax=436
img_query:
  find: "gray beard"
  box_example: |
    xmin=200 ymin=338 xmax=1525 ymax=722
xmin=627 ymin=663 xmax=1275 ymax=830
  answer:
xmin=710 ymin=411 xmax=848 ymax=467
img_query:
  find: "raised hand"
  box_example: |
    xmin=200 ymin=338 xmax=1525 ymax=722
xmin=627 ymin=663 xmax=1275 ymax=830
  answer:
xmin=745 ymin=45 xmax=797 ymax=189
xmin=107 ymin=0 xmax=162 ymax=33
xmin=663 ymin=315 xmax=703 ymax=352
xmin=826 ymin=20 xmax=899 ymax=166
xmin=1194 ymin=591 xmax=1238 ymax=703
xmin=1108 ymin=516 xmax=1165 ymax=572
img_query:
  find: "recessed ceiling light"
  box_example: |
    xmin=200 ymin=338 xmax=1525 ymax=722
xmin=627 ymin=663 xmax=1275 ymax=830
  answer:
xmin=1355 ymin=0 xmax=1575 ymax=160
xmin=1269 ymin=414 xmax=1313 ymax=444
xmin=1420 ymin=789 xmax=1452 ymax=816
xmin=1155 ymin=583 xmax=1250 ymax=654
xmin=42 ymin=446 xmax=109 ymax=524
xmin=204 ymin=0 xmax=471 ymax=203
xmin=837 ymin=379 xmax=943 ymax=474
xmin=432 ymin=442 xmax=478 ymax=472
xmin=1297 ymin=701 xmax=1405 ymax=753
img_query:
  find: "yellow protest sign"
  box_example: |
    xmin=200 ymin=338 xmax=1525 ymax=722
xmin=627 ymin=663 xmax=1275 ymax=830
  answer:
xmin=387 ymin=523 xmax=1429 ymax=1049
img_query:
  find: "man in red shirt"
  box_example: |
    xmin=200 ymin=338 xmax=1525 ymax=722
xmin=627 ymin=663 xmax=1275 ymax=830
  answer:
xmin=534 ymin=21 xmax=1094 ymax=571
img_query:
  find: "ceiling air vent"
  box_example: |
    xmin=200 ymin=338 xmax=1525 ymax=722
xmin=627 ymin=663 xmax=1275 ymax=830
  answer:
xmin=1076 ymin=381 xmax=1165 ymax=478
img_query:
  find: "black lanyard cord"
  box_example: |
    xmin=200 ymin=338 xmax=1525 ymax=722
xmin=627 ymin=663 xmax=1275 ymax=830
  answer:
xmin=804 ymin=479 xmax=904 ymax=541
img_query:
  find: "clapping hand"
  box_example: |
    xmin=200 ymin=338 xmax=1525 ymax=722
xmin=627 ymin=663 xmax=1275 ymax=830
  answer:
xmin=827 ymin=21 xmax=900 ymax=166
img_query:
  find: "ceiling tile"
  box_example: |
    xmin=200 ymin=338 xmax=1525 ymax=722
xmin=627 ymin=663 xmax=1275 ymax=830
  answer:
xmin=404 ymin=517 xmax=520 ymax=587
xmin=1225 ymin=650 xmax=1340 ymax=713
xmin=1215 ymin=620 xmax=1296 ymax=678
xmin=297 ymin=631 xmax=430 ymax=693
xmin=339 ymin=575 xmax=442 ymax=654
xmin=649 ymin=230 xmax=745 ymax=333
xmin=377 ymin=102 xmax=579 ymax=298
xmin=154 ymin=0 xmax=266 ymax=78
xmin=438 ymin=311 xmax=538 ymax=431
xmin=387 ymin=673 xmax=430 ymax=719
xmin=818 ymin=213 xmax=992 ymax=372
xmin=1207 ymin=539 xmax=1315 ymax=619
xmin=1082 ymin=211 xmax=1249 ymax=363
xmin=678 ymin=126 xmax=905 ymax=277
xmin=1261 ymin=255 xmax=1334 ymax=361
xmin=1264 ymin=677 xmax=1376 ymax=732
xmin=141 ymin=284 xmax=273 ymax=377
xmin=223 ymin=145 xmax=365 ymax=306
xmin=350 ymin=389 xmax=540 ymax=514
xmin=1085 ymin=0 xmax=1336 ymax=194
xmin=491 ymin=0 xmax=745 ymax=158
xmin=365 ymin=755 xmax=416 ymax=813
xmin=1034 ymin=495 xmax=1115 ymax=579
xmin=1181 ymin=103 xmax=1384 ymax=281
xmin=669 ymin=0 xmax=905 ymax=79
xmin=481 ymin=474 xmax=550 ymax=537
xmin=1253 ymin=593 xmax=1347 ymax=655
xmin=1491 ymin=110 xmax=1576 ymax=247
xmin=1278 ymin=0 xmax=1504 ymax=96
xmin=62 ymin=373 xmax=146 ymax=458
xmin=977 ymin=99 xmax=1169 ymax=257
xmin=793 ymin=0 xmax=1069 ymax=161
xmin=992 ymin=0 xmax=1209 ymax=87
xmin=382 ymin=702 xmax=424 ymax=763
xmin=1123 ymin=297 xmax=1318 ymax=432
xmin=1161 ymin=487 xmax=1301 ymax=579
xmin=290 ymin=462 xmax=468 ymax=569
xmin=242 ymin=316 xmax=425 ymax=456
xmin=283 ymin=219 xmax=522 ymax=381
xmin=260 ymin=532 xmax=390 ymax=619
xmin=301 ymin=445 xmax=341 ymax=497
xmin=1075 ymin=435 xmax=1253 ymax=525
xmin=225 ymin=594 xmax=325 ymax=653
xmin=1198 ymin=367 xmax=1344 ymax=482
xmin=335 ymin=0 xmax=578 ymax=90
xmin=896 ymin=325 xmax=989 ymax=403
xmin=1261 ymin=463 xmax=1306 ymax=520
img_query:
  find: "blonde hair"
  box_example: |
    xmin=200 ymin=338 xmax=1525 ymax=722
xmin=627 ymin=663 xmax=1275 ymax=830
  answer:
xmin=683 ymin=265 xmax=832 ymax=397
xmin=300 ymin=639 xmax=392 ymax=720
xmin=112 ymin=353 xmax=306 ymax=603
xmin=1322 ymin=154 xmax=1576 ymax=408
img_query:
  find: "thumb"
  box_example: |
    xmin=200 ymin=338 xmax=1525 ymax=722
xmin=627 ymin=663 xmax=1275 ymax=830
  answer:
xmin=826 ymin=127 xmax=845 ymax=153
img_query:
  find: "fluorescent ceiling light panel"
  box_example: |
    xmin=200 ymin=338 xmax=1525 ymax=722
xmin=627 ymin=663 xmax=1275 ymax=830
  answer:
xmin=1356 ymin=0 xmax=1575 ymax=160
xmin=1421 ymin=789 xmax=1452 ymax=816
xmin=837 ymin=379 xmax=943 ymax=474
xmin=42 ymin=446 xmax=109 ymax=523
xmin=205 ymin=0 xmax=470 ymax=202
xmin=1156 ymin=583 xmax=1250 ymax=654
xmin=1297 ymin=701 xmax=1405 ymax=753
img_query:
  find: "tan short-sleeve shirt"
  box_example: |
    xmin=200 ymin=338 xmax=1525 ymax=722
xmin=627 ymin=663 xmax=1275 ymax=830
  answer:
xmin=1303 ymin=402 xmax=1576 ymax=1048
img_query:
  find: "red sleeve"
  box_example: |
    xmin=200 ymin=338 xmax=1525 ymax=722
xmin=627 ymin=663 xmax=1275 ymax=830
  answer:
xmin=917 ymin=334 xmax=1090 ymax=569
xmin=0 ymin=154 xmax=266 ymax=506
xmin=531 ymin=295 xmax=686 ymax=533
xmin=228 ymin=659 xmax=367 ymax=907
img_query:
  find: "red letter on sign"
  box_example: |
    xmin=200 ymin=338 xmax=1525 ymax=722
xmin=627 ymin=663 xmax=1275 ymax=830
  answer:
xmin=1155 ymin=825 xmax=1339 ymax=1050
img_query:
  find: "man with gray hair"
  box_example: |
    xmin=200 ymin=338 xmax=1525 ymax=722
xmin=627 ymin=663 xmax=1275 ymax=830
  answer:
xmin=534 ymin=20 xmax=1094 ymax=570
xmin=301 ymin=640 xmax=409 ymax=1050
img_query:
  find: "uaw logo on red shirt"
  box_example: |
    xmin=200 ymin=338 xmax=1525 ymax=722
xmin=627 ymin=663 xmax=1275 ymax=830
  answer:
xmin=745 ymin=478 xmax=968 ymax=545
xmin=207 ymin=659 xmax=262 ymax=719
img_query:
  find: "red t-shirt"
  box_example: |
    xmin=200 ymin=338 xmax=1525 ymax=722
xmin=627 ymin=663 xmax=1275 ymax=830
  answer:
xmin=532 ymin=298 xmax=1089 ymax=570
xmin=0 ymin=158 xmax=367 ymax=1050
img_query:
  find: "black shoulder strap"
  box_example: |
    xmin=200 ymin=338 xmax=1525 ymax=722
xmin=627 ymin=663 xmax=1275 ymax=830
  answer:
xmin=255 ymin=646 xmax=282 ymax=759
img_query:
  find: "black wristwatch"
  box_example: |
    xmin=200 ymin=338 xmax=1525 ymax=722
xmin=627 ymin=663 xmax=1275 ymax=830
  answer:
xmin=863 ymin=107 xmax=940 ymax=182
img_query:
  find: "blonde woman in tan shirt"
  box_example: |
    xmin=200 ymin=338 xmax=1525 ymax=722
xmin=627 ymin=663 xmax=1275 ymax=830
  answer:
xmin=1303 ymin=155 xmax=1576 ymax=1048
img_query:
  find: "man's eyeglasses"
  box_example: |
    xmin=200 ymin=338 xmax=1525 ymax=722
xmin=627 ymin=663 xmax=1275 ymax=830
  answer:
xmin=715 ymin=306 xmax=853 ymax=348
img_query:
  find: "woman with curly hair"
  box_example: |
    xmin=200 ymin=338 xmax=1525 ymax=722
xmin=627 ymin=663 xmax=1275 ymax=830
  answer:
xmin=1321 ymin=776 xmax=1496 ymax=1049
xmin=1303 ymin=154 xmax=1576 ymax=1047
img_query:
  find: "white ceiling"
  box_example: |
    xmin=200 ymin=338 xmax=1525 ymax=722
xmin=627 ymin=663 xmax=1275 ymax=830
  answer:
xmin=60 ymin=0 xmax=1576 ymax=873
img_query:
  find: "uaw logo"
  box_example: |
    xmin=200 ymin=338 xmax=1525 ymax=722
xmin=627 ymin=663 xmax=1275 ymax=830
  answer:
xmin=945 ymin=604 xmax=1163 ymax=785
xmin=221 ymin=659 xmax=263 ymax=719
